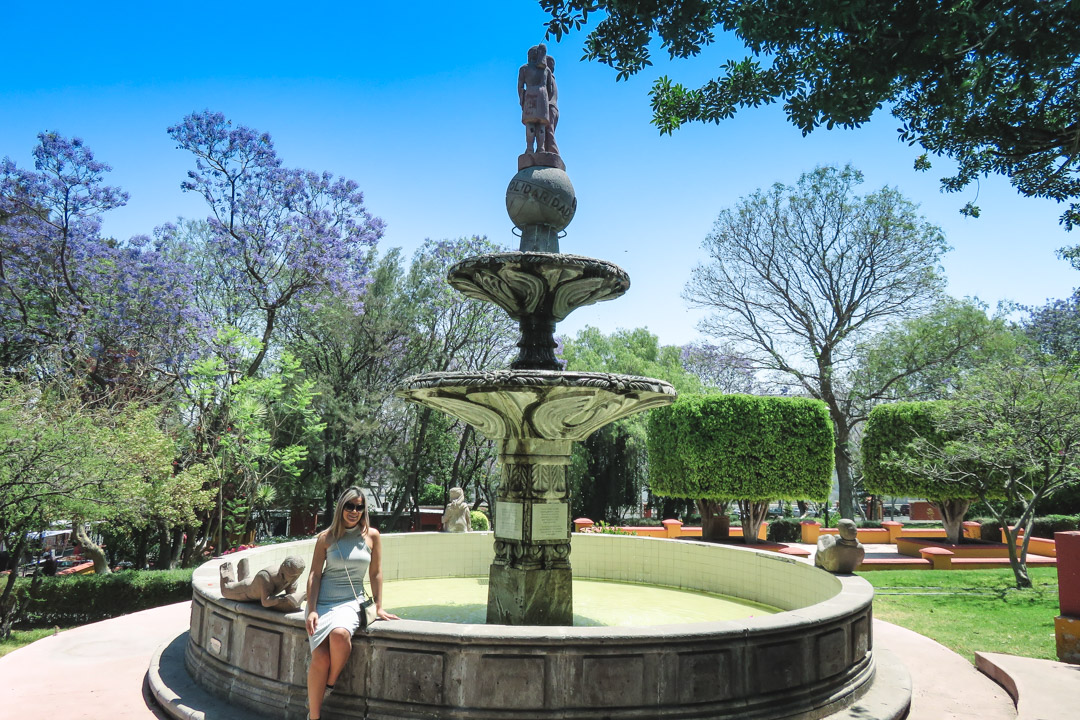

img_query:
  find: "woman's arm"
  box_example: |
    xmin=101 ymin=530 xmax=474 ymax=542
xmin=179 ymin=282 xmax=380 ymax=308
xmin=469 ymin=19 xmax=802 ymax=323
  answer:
xmin=305 ymin=533 xmax=328 ymax=635
xmin=367 ymin=529 xmax=399 ymax=621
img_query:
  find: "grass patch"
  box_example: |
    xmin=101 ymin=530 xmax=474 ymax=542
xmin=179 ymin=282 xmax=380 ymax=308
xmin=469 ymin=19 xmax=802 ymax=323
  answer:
xmin=0 ymin=626 xmax=73 ymax=658
xmin=865 ymin=567 xmax=1060 ymax=662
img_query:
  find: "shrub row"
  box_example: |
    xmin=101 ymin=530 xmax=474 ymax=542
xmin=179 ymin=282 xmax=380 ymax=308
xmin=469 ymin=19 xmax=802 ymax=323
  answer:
xmin=766 ymin=518 xmax=802 ymax=543
xmin=972 ymin=515 xmax=1080 ymax=542
xmin=12 ymin=569 xmax=194 ymax=627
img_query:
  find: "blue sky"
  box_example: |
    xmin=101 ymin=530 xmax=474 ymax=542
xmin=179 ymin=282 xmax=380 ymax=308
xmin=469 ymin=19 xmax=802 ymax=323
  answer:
xmin=4 ymin=1 xmax=1077 ymax=347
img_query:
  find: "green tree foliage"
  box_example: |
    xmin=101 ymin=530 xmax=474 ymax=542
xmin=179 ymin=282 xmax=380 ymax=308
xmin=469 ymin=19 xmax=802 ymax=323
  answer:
xmin=542 ymin=1 xmax=1080 ymax=226
xmin=0 ymin=381 xmax=212 ymax=635
xmin=647 ymin=394 xmax=834 ymax=543
xmin=290 ymin=238 xmax=516 ymax=526
xmin=685 ymin=165 xmax=950 ymax=519
xmin=881 ymin=361 xmax=1080 ymax=588
xmin=561 ymin=327 xmax=701 ymax=522
xmin=862 ymin=401 xmax=1001 ymax=543
xmin=854 ymin=299 xmax=1027 ymax=403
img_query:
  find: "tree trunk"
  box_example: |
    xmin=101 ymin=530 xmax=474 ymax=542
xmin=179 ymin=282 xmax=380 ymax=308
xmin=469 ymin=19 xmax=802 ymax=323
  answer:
xmin=0 ymin=533 xmax=30 ymax=639
xmin=834 ymin=429 xmax=854 ymax=521
xmin=929 ymin=499 xmax=971 ymax=544
xmin=738 ymin=499 xmax=770 ymax=545
xmin=696 ymin=499 xmax=730 ymax=541
xmin=73 ymin=518 xmax=111 ymax=575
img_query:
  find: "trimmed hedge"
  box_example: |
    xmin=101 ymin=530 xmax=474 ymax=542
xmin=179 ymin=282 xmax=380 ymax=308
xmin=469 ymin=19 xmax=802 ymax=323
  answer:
xmin=970 ymin=516 xmax=1079 ymax=541
xmin=766 ymin=518 xmax=803 ymax=543
xmin=864 ymin=402 xmax=958 ymax=498
xmin=1031 ymin=514 xmax=1079 ymax=538
xmin=973 ymin=517 xmax=1005 ymax=542
xmin=863 ymin=401 xmax=1008 ymax=504
xmin=12 ymin=569 xmax=193 ymax=627
xmin=647 ymin=394 xmax=834 ymax=501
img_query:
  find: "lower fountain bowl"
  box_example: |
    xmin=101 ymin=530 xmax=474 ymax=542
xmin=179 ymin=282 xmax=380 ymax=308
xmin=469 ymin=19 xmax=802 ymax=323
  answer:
xmin=180 ymin=532 xmax=908 ymax=719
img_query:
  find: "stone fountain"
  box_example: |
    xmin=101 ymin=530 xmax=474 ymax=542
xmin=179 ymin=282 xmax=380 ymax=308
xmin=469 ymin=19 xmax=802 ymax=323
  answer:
xmin=396 ymin=41 xmax=675 ymax=625
xmin=159 ymin=44 xmax=911 ymax=720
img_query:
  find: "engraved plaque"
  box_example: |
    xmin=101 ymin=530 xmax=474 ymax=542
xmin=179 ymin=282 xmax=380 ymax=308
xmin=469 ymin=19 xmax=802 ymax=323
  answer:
xmin=531 ymin=503 xmax=568 ymax=540
xmin=495 ymin=501 xmax=523 ymax=540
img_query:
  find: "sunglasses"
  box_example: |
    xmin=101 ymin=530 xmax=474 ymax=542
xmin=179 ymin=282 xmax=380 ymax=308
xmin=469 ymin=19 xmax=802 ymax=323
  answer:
xmin=343 ymin=501 xmax=365 ymax=513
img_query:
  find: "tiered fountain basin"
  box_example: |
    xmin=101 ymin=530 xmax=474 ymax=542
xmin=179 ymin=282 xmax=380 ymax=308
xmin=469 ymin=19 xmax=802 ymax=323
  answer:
xmin=180 ymin=532 xmax=901 ymax=720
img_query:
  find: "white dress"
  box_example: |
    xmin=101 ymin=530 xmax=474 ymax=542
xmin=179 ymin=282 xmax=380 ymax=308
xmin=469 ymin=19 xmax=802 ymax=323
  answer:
xmin=308 ymin=525 xmax=371 ymax=653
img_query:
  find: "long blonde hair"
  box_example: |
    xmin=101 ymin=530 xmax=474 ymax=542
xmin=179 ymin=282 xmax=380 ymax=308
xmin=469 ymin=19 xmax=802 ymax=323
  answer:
xmin=326 ymin=486 xmax=370 ymax=543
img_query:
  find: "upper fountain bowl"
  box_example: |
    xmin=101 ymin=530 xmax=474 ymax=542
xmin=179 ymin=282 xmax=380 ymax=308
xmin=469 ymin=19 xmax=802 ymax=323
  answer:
xmin=448 ymin=252 xmax=629 ymax=323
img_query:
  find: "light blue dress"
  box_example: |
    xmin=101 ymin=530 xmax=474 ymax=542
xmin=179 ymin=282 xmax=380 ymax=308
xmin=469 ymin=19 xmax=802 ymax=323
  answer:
xmin=308 ymin=525 xmax=372 ymax=653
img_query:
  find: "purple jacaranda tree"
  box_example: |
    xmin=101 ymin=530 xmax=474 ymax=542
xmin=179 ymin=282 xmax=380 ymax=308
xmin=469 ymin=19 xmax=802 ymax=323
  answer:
xmin=0 ymin=133 xmax=199 ymax=399
xmin=166 ymin=110 xmax=385 ymax=378
xmin=1025 ymin=290 xmax=1080 ymax=364
xmin=680 ymin=341 xmax=757 ymax=394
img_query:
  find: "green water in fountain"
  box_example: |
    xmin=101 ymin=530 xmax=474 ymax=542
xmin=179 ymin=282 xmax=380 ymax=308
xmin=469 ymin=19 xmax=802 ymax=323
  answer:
xmin=386 ymin=577 xmax=779 ymax=626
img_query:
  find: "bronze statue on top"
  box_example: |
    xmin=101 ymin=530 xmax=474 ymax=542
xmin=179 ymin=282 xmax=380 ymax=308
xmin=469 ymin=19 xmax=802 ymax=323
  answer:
xmin=518 ymin=43 xmax=563 ymax=170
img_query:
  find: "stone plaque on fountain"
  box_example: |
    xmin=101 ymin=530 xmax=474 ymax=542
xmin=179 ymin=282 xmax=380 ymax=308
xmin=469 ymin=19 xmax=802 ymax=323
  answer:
xmin=495 ymin=501 xmax=524 ymax=541
xmin=532 ymin=503 xmax=568 ymax=541
xmin=396 ymin=43 xmax=676 ymax=626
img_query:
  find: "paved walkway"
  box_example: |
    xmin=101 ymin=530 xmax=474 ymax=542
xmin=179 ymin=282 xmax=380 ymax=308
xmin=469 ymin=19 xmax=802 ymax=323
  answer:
xmin=0 ymin=601 xmax=189 ymax=719
xmin=0 ymin=600 xmax=1075 ymax=719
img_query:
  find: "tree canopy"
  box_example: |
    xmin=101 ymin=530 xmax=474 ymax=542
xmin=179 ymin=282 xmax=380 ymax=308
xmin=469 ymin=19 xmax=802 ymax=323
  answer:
xmin=560 ymin=326 xmax=700 ymax=521
xmin=684 ymin=164 xmax=949 ymax=518
xmin=542 ymin=0 xmax=1080 ymax=226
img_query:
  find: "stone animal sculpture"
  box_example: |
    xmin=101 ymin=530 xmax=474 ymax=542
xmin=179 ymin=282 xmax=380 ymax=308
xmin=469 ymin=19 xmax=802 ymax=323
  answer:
xmin=814 ymin=519 xmax=866 ymax=573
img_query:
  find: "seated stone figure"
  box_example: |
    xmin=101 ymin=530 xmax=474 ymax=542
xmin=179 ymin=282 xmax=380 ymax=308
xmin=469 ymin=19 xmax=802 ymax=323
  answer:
xmin=442 ymin=487 xmax=471 ymax=533
xmin=219 ymin=555 xmax=306 ymax=612
xmin=814 ymin=519 xmax=865 ymax=573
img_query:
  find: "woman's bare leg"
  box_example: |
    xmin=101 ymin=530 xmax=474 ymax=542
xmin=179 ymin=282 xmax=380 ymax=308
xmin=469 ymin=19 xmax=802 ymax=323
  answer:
xmin=307 ymin=641 xmax=330 ymax=719
xmin=327 ymin=627 xmax=353 ymax=686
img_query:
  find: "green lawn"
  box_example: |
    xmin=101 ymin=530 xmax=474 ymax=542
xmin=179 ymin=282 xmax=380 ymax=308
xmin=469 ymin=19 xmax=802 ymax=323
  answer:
xmin=866 ymin=567 xmax=1060 ymax=661
xmin=0 ymin=626 xmax=72 ymax=659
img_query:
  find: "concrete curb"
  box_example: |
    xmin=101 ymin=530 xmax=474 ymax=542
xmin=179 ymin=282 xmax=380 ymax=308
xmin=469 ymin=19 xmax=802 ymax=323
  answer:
xmin=976 ymin=651 xmax=1080 ymax=720
xmin=828 ymin=649 xmax=911 ymax=720
xmin=148 ymin=630 xmax=262 ymax=720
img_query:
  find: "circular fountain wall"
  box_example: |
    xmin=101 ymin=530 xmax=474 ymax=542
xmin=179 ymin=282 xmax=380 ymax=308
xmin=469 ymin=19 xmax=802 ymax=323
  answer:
xmin=183 ymin=532 xmax=881 ymax=719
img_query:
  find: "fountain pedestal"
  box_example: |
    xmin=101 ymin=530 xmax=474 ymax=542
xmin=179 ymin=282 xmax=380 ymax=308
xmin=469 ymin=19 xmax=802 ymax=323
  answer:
xmin=489 ymin=448 xmax=573 ymax=624
xmin=397 ymin=371 xmax=675 ymax=624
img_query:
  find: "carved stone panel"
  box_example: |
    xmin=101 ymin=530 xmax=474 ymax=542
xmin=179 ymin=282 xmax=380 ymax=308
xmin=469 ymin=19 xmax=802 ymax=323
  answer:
xmin=816 ymin=628 xmax=850 ymax=679
xmin=380 ymin=649 xmax=445 ymax=705
xmin=207 ymin=612 xmax=232 ymax=660
xmin=751 ymin=640 xmax=807 ymax=695
xmin=677 ymin=650 xmax=738 ymax=703
xmin=189 ymin=598 xmax=204 ymax=646
xmin=473 ymin=655 xmax=547 ymax=708
xmin=582 ymin=655 xmax=645 ymax=707
xmin=240 ymin=625 xmax=283 ymax=680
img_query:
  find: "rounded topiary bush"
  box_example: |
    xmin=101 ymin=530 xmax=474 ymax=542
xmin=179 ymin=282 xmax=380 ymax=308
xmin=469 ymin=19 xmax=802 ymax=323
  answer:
xmin=470 ymin=510 xmax=490 ymax=531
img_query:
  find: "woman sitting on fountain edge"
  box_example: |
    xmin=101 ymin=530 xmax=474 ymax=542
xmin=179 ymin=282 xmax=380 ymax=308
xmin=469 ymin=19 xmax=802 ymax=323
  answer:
xmin=305 ymin=486 xmax=399 ymax=720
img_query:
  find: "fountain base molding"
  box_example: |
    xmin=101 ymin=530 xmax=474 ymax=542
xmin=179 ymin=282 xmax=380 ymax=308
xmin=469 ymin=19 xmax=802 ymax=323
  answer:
xmin=164 ymin=533 xmax=912 ymax=720
xmin=488 ymin=564 xmax=572 ymax=625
